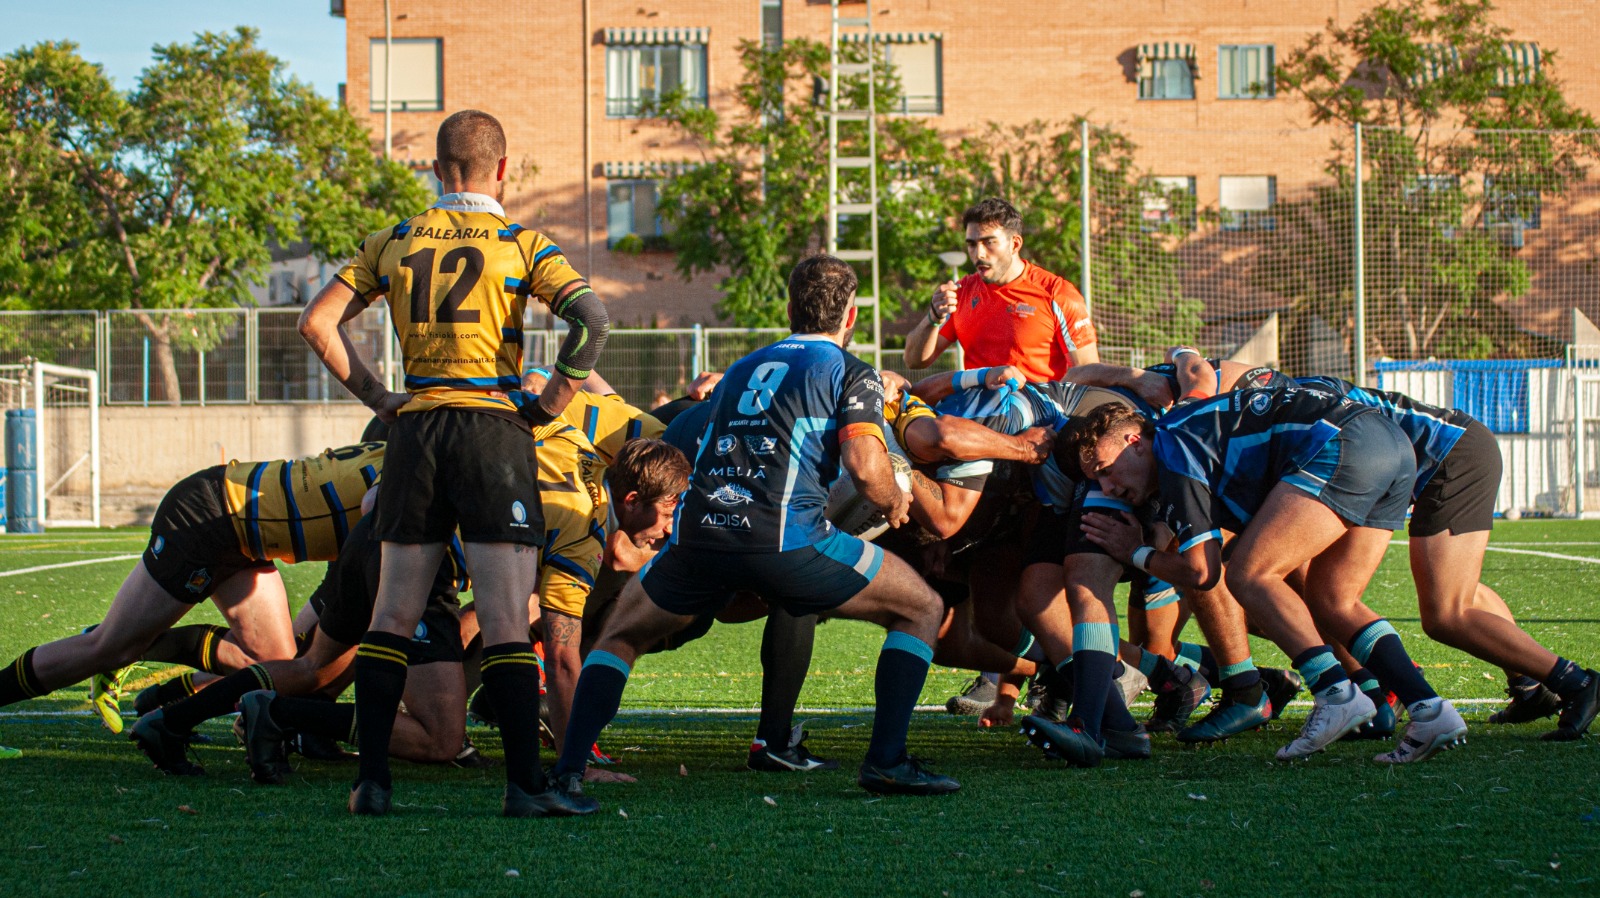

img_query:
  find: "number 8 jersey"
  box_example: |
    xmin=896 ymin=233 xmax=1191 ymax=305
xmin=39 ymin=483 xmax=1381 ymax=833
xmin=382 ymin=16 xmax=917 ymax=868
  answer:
xmin=336 ymin=199 xmax=584 ymax=416
xmin=673 ymin=334 xmax=888 ymax=552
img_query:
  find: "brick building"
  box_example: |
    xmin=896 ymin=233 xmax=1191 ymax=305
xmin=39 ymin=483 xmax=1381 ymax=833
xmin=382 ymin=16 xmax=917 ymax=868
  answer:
xmin=332 ymin=0 xmax=1600 ymax=353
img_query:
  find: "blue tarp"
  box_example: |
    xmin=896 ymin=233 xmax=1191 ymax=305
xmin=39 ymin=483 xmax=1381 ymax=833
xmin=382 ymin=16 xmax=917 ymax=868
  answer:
xmin=1374 ymin=359 xmax=1565 ymax=434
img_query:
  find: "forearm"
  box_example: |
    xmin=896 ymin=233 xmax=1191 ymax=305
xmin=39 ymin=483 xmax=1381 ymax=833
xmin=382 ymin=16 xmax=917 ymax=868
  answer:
xmin=846 ymin=438 xmax=902 ymax=514
xmin=903 ymin=316 xmax=943 ymax=369
xmin=298 ymin=292 xmax=387 ymax=408
xmin=1057 ymin=363 xmax=1143 ymax=390
xmin=908 ymin=371 xmax=958 ymax=404
xmin=929 ymin=415 xmax=1038 ymax=464
xmin=1137 ymin=542 xmax=1219 ymax=592
xmin=550 ymin=282 xmax=609 ymax=381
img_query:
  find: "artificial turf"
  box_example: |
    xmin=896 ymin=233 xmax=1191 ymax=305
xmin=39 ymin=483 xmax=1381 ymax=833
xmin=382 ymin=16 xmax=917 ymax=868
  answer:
xmin=1 ymin=523 xmax=1598 ymax=896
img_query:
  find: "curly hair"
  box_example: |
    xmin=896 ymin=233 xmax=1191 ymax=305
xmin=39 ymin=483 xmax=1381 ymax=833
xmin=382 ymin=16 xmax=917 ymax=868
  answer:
xmin=961 ymin=197 xmax=1024 ymax=235
xmin=1068 ymin=403 xmax=1155 ymax=477
xmin=608 ymin=438 xmax=690 ymax=505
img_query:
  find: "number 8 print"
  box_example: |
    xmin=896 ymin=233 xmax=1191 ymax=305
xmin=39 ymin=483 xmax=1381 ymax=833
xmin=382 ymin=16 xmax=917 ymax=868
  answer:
xmin=737 ymin=362 xmax=789 ymax=416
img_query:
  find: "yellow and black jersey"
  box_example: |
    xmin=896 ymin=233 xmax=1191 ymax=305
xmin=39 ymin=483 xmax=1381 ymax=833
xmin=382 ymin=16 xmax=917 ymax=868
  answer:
xmin=547 ymin=391 xmax=666 ymax=465
xmin=336 ymin=205 xmax=583 ymax=416
xmin=885 ymin=393 xmax=938 ymax=450
xmin=221 ymin=443 xmax=384 ymax=564
xmin=535 ymin=425 xmax=608 ymax=618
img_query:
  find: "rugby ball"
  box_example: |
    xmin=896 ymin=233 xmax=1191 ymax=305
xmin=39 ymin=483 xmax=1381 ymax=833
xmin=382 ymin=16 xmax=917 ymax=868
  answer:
xmin=825 ymin=451 xmax=913 ymax=541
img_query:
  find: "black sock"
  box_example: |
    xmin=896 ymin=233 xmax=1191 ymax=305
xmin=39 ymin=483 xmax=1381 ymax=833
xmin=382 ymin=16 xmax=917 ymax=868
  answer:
xmin=1350 ymin=620 xmax=1435 ymax=706
xmin=353 ymin=631 xmax=411 ymax=790
xmin=1349 ymin=666 xmax=1386 ymax=706
xmin=163 ymin=664 xmax=273 ymax=734
xmin=150 ymin=673 xmax=199 ymax=708
xmin=555 ymin=652 xmax=631 ymax=778
xmin=0 ymin=648 xmax=47 ymax=707
xmin=271 ymin=695 xmax=357 ymax=742
xmin=142 ymin=625 xmax=229 ymax=673
xmin=1508 ymin=672 xmax=1542 ymax=695
xmin=1292 ymin=646 xmax=1349 ymax=694
xmin=865 ymin=633 xmax=933 ymax=768
xmin=756 ymin=611 xmax=817 ymax=748
xmin=481 ymin=642 xmax=545 ymax=793
xmin=1544 ymin=658 xmax=1592 ymax=696
xmin=1103 ymin=681 xmax=1137 ymax=732
xmin=1068 ymin=622 xmax=1119 ymax=740
xmin=293 ymin=631 xmax=315 ymax=657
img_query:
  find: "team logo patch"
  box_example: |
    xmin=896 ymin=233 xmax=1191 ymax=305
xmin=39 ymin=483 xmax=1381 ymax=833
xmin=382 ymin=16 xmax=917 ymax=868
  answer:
xmin=184 ymin=567 xmax=212 ymax=595
xmin=1012 ymin=303 xmax=1036 ymax=317
xmin=715 ymin=435 xmax=737 ymax=456
xmin=1248 ymin=392 xmax=1273 ymax=415
xmin=743 ymin=435 xmax=777 ymax=455
xmin=511 ymin=500 xmax=529 ymax=527
xmin=151 ymin=535 xmax=165 ymax=557
xmin=413 ymin=621 xmax=430 ymax=642
xmin=708 ymin=484 xmax=754 ymax=507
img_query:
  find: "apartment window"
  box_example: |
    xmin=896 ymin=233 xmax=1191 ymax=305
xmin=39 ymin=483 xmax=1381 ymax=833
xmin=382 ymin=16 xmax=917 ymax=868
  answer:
xmin=1220 ymin=175 xmax=1276 ymax=231
xmin=1495 ymin=42 xmax=1541 ymax=89
xmin=761 ymin=0 xmax=782 ymax=50
xmin=1142 ymin=176 xmax=1197 ymax=230
xmin=841 ymin=34 xmax=942 ymax=115
xmin=1219 ymin=45 xmax=1274 ymax=99
xmin=604 ymin=29 xmax=709 ymax=118
xmin=368 ymin=38 xmax=443 ymax=112
xmin=1138 ymin=43 xmax=1196 ymax=100
xmin=1484 ymin=176 xmax=1540 ymax=249
xmin=607 ymin=181 xmax=667 ymax=250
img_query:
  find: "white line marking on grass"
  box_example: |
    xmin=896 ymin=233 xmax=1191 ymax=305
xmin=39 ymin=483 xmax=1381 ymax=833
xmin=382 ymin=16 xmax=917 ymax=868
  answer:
xmin=0 ymin=554 xmax=140 ymax=578
xmin=1392 ymin=540 xmax=1600 ymax=564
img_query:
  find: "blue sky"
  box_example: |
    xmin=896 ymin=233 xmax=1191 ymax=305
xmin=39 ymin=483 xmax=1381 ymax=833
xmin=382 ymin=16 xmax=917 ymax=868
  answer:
xmin=8 ymin=1 xmax=347 ymax=97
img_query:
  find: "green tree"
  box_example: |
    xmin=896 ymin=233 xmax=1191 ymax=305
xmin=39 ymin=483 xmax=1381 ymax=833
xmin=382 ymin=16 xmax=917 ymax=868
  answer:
xmin=1269 ymin=0 xmax=1597 ymax=365
xmin=0 ymin=30 xmax=430 ymax=402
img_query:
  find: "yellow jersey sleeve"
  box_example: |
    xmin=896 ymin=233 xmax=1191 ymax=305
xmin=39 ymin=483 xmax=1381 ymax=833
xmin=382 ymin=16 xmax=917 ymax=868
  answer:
xmin=535 ymin=426 xmax=606 ymax=618
xmin=518 ymin=230 xmax=586 ymax=309
xmin=221 ymin=443 xmax=384 ymax=563
xmin=885 ymin=394 xmax=937 ymax=450
xmin=334 ymin=226 xmax=399 ymax=302
xmin=557 ymin=392 xmax=666 ymax=465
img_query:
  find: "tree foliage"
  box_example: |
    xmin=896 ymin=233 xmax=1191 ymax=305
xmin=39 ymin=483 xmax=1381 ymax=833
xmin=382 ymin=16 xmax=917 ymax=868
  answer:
xmin=0 ymin=31 xmax=430 ymax=401
xmin=1268 ymin=0 xmax=1597 ymax=363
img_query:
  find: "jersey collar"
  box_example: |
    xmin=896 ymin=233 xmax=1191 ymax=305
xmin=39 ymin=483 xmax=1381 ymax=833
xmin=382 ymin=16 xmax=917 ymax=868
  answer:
xmin=433 ymin=192 xmax=505 ymax=215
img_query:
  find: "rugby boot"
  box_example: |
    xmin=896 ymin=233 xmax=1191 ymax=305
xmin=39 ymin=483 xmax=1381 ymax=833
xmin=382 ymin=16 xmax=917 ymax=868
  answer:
xmin=89 ymin=669 xmax=125 ymax=735
xmin=1102 ymin=723 xmax=1153 ymax=760
xmin=857 ymin=756 xmax=961 ymax=795
xmin=1276 ymin=681 xmax=1376 ymax=761
xmin=1542 ymin=670 xmax=1600 ymax=742
xmin=1020 ymin=715 xmax=1104 ymax=768
xmin=128 ymin=710 xmax=203 ymax=776
xmin=1342 ymin=690 xmax=1398 ymax=741
xmin=466 ymin=686 xmax=498 ymax=728
xmin=945 ymin=674 xmax=998 ymax=716
xmin=348 ymin=779 xmax=392 ymax=816
xmin=1374 ymin=697 xmax=1467 ymax=763
xmin=1115 ymin=665 xmax=1150 ymax=710
xmin=1149 ymin=665 xmax=1212 ymax=735
xmin=748 ymin=727 xmax=840 ymax=772
xmin=503 ymin=774 xmax=600 ymax=817
xmin=1258 ymin=667 xmax=1303 ymax=721
xmin=239 ymin=690 xmax=292 ymax=785
xmin=1025 ymin=664 xmax=1072 ymax=723
xmin=1488 ymin=683 xmax=1560 ymax=724
xmin=452 ymin=737 xmax=495 ymax=769
xmin=1176 ymin=689 xmax=1271 ymax=743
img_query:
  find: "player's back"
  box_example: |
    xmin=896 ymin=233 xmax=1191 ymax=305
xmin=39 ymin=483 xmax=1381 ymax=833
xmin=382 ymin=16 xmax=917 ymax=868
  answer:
xmin=1294 ymin=375 xmax=1468 ymax=496
xmin=221 ymin=442 xmax=385 ymax=563
xmin=674 ymin=335 xmax=883 ymax=553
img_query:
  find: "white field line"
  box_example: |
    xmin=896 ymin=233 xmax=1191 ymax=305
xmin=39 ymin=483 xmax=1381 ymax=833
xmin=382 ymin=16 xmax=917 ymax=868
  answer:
xmin=1390 ymin=539 xmax=1600 ymax=565
xmin=0 ymin=554 xmax=140 ymax=578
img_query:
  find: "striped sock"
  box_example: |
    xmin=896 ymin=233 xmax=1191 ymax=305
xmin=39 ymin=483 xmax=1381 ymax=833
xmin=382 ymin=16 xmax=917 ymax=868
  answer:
xmin=481 ymin=642 xmax=546 ymax=793
xmin=1070 ymin=622 xmax=1119 ymax=740
xmin=353 ymin=630 xmax=412 ymax=790
xmin=555 ymin=650 xmax=632 ymax=778
xmin=1350 ymin=619 xmax=1435 ymax=706
xmin=865 ymin=632 xmax=934 ymax=768
xmin=0 ymin=648 xmax=47 ymax=708
xmin=163 ymin=663 xmax=274 ymax=734
xmin=1292 ymin=646 xmax=1348 ymax=694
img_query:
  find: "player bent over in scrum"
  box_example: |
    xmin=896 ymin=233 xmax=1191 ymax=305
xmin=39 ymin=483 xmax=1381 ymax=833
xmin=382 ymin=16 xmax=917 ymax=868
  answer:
xmin=0 ymin=444 xmax=382 ymax=734
xmin=550 ymin=255 xmax=957 ymax=812
xmin=1077 ymin=390 xmax=1468 ymax=763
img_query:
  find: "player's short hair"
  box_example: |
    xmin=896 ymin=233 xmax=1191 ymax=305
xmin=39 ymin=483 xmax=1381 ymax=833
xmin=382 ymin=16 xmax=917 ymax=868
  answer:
xmin=961 ymin=197 xmax=1024 ymax=236
xmin=609 ymin=438 xmax=690 ymax=506
xmin=787 ymin=255 xmax=857 ymax=334
xmin=1067 ymin=403 xmax=1155 ymax=476
xmin=435 ymin=110 xmax=506 ymax=185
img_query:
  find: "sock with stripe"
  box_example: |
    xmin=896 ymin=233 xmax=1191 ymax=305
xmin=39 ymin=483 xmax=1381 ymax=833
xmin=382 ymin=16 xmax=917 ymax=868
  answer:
xmin=1350 ymin=619 xmax=1435 ymax=706
xmin=481 ymin=641 xmax=546 ymax=793
xmin=1219 ymin=657 xmax=1264 ymax=704
xmin=756 ymin=610 xmax=818 ymax=749
xmin=1176 ymin=641 xmax=1218 ymax=682
xmin=162 ymin=664 xmax=274 ymax=734
xmin=0 ymin=648 xmax=48 ymax=708
xmin=1014 ymin=629 xmax=1043 ymax=662
xmin=865 ymin=631 xmax=934 ymax=768
xmin=1544 ymin=658 xmax=1593 ymax=696
xmin=142 ymin=625 xmax=230 ymax=673
xmin=1349 ymin=665 xmax=1387 ymax=708
xmin=148 ymin=671 xmax=200 ymax=709
xmin=555 ymin=650 xmax=632 ymax=778
xmin=271 ymin=694 xmax=357 ymax=742
xmin=353 ymin=630 xmax=412 ymax=790
xmin=1291 ymin=646 xmax=1349 ymax=695
xmin=1069 ymin=622 xmax=1119 ymax=741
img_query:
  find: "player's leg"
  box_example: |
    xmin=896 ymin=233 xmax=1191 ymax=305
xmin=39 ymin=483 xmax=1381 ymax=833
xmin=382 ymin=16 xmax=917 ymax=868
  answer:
xmin=749 ymin=608 xmax=833 ymax=772
xmin=208 ymin=566 xmax=297 ymax=671
xmin=388 ymin=659 xmax=468 ymax=764
xmin=542 ymin=608 xmax=582 ymax=747
xmin=1174 ymin=575 xmax=1272 ymax=742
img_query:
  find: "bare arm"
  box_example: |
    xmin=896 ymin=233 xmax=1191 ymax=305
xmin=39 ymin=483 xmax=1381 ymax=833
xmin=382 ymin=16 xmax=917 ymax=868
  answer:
xmin=906 ymin=472 xmax=982 ymax=539
xmin=1169 ymin=347 xmax=1217 ymax=401
xmin=904 ymin=280 xmax=959 ymax=369
xmin=298 ymin=281 xmax=408 ymax=422
xmin=901 ymin=416 xmax=1051 ymax=466
xmin=1079 ymin=510 xmax=1223 ymax=591
xmin=1068 ymin=342 xmax=1101 ymax=366
xmin=840 ymin=435 xmax=909 ymax=527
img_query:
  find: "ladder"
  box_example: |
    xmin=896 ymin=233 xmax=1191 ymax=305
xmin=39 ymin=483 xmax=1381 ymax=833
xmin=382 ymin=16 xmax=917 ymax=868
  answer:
xmin=827 ymin=0 xmax=881 ymax=368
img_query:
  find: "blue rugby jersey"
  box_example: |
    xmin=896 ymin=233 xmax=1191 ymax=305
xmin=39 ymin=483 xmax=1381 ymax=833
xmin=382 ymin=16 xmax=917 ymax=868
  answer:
xmin=1152 ymin=386 xmax=1372 ymax=551
xmin=672 ymin=334 xmax=888 ymax=552
xmin=661 ymin=398 xmax=714 ymax=457
xmin=1292 ymin=376 xmax=1469 ymax=499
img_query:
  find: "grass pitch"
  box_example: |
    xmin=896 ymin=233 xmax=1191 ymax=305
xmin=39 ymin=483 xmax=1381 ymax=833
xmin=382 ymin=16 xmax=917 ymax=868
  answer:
xmin=2 ymin=523 xmax=1599 ymax=896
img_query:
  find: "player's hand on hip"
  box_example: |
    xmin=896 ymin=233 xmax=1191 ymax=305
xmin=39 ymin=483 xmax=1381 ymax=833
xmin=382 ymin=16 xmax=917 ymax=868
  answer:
xmin=370 ymin=390 xmax=410 ymax=424
xmin=929 ymin=281 xmax=959 ymax=322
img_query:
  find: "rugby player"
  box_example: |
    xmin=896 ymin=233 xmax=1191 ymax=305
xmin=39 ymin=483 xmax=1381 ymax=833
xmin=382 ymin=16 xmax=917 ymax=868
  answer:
xmin=1075 ymin=390 xmax=1468 ymax=763
xmin=0 ymin=444 xmax=382 ymax=733
xmin=550 ymin=255 xmax=958 ymax=810
xmin=299 ymin=110 xmax=608 ymax=817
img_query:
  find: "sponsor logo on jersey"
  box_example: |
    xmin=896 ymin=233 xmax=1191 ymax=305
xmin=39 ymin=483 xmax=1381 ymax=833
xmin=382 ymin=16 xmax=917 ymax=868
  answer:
xmin=847 ymin=396 xmax=865 ymax=412
xmin=1012 ymin=303 xmax=1036 ymax=317
xmin=184 ymin=567 xmax=212 ymax=595
xmin=708 ymin=484 xmax=754 ymax=507
xmin=706 ymin=466 xmax=767 ymax=479
xmin=413 ymin=621 xmax=431 ymax=643
xmin=1248 ymin=392 xmax=1273 ymax=415
xmin=699 ymin=512 xmax=752 ymax=529
xmin=743 ymin=435 xmax=777 ymax=455
xmin=715 ymin=435 xmax=737 ymax=456
xmin=407 ymin=226 xmax=493 ymax=240
xmin=511 ymin=500 xmax=530 ymax=528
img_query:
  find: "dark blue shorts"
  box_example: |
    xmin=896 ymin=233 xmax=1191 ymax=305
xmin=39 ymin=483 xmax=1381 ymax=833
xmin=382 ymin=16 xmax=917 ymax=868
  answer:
xmin=641 ymin=531 xmax=884 ymax=618
xmin=1282 ymin=411 xmax=1416 ymax=530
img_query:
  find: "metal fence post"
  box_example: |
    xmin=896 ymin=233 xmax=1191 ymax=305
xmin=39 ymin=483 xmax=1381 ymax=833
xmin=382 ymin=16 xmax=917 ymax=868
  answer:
xmin=1080 ymin=118 xmax=1093 ymax=315
xmin=693 ymin=323 xmax=704 ymax=375
xmin=246 ymin=308 xmax=258 ymax=403
xmin=1353 ymin=121 xmax=1367 ymax=387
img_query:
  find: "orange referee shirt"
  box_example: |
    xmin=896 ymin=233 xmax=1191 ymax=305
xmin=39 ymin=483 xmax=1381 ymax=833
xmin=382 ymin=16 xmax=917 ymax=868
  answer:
xmin=936 ymin=261 xmax=1096 ymax=382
